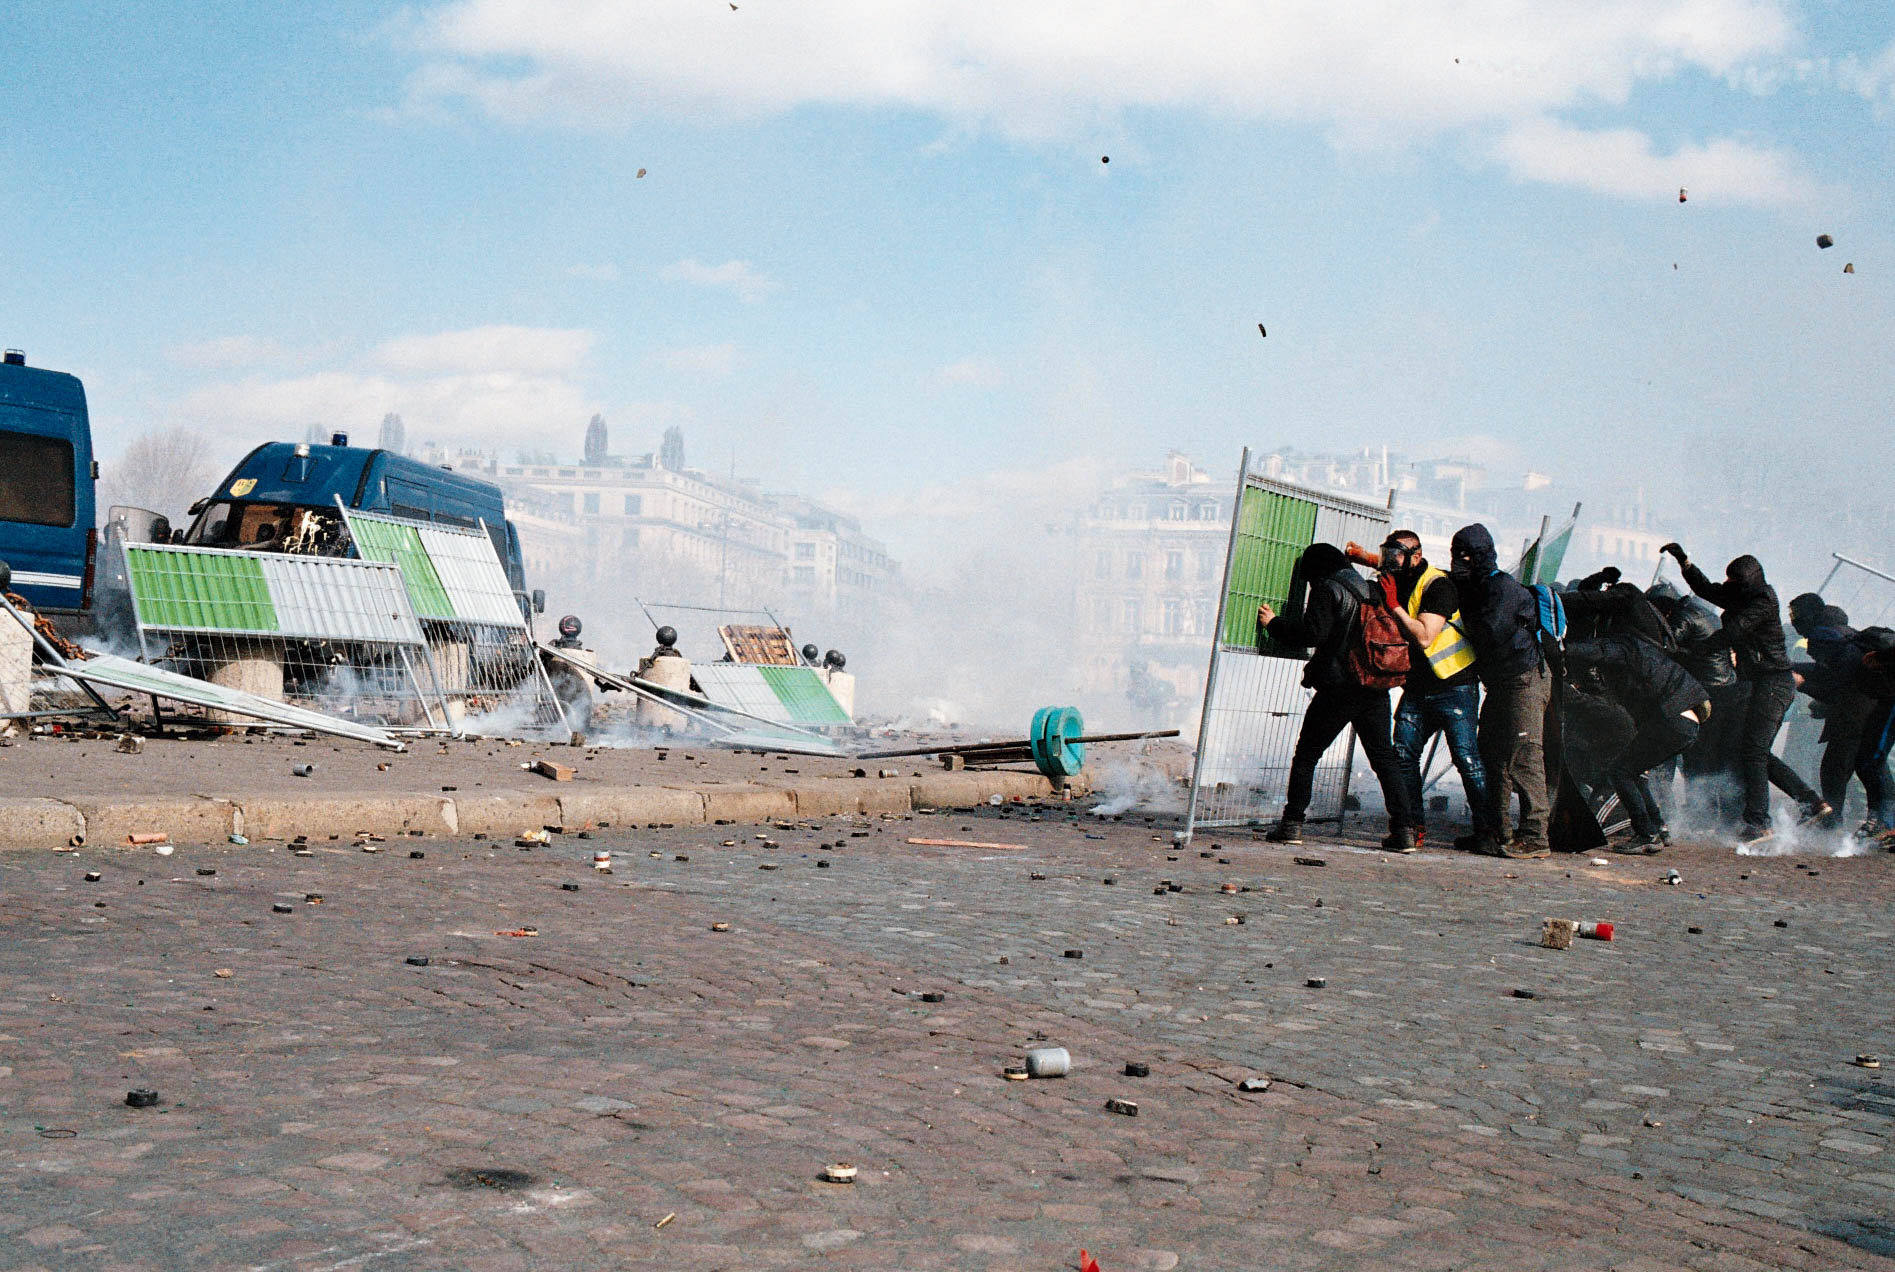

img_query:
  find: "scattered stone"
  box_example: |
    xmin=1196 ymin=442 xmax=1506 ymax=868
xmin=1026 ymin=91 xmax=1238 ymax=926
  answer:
xmin=1512 ymin=988 xmax=1538 ymax=1000
xmin=406 ymin=956 xmax=430 ymax=967
xmin=1541 ymin=918 xmax=1577 ymax=950
xmin=124 ymin=1088 xmax=159 ymax=1108
xmin=822 ymin=1162 xmax=858 ymax=1183
xmin=84 ymin=871 xmax=101 ymax=882
xmin=921 ymin=991 xmax=945 ymax=1003
xmin=1817 ymin=233 xmax=1834 ymax=249
xmin=1856 ymin=1055 xmax=1881 ymax=1070
xmin=1064 ymin=949 xmax=1083 ymax=959
xmin=1237 ymin=1077 xmax=1271 ymax=1092
xmin=196 ymin=867 xmax=215 ymax=876
xmin=1104 ymin=1097 xmax=1139 ymax=1116
xmin=1293 ymin=856 xmax=1326 ymax=868
xmin=1124 ymin=1062 xmax=1150 ymax=1077
xmin=711 ymin=922 xmax=731 ymax=932
xmin=271 ymin=903 xmax=293 ymax=914
xmin=1306 ymin=977 xmax=1326 ymax=989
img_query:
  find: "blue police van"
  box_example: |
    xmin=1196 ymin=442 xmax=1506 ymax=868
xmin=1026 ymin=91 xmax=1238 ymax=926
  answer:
xmin=182 ymin=437 xmax=535 ymax=610
xmin=0 ymin=350 xmax=98 ymax=617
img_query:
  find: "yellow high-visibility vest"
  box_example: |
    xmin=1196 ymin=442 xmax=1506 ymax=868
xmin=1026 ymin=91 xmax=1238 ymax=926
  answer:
xmin=1406 ymin=564 xmax=1477 ymax=680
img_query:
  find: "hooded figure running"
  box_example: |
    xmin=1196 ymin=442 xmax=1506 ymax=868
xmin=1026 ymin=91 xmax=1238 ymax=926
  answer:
xmin=1660 ymin=544 xmax=1827 ymax=844
xmin=1448 ymin=524 xmax=1551 ymax=858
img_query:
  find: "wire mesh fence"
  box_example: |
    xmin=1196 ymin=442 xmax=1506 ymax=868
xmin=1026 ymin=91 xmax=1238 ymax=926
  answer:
xmin=1184 ymin=456 xmax=1392 ymax=838
xmin=1815 ymin=554 xmax=1895 ymax=630
xmin=341 ymin=507 xmax=571 ymax=738
xmin=112 ymin=540 xmax=447 ymax=732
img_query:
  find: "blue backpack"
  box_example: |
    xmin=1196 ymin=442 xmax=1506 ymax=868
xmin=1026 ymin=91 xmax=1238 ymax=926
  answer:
xmin=1530 ymin=583 xmax=1567 ymax=649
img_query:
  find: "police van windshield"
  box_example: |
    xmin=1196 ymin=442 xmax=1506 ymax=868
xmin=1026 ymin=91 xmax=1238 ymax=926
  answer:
xmin=184 ymin=501 xmax=342 ymax=552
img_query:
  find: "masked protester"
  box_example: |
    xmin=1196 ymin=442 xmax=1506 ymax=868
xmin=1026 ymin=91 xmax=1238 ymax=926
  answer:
xmin=1448 ymin=524 xmax=1551 ymax=858
xmin=1376 ymin=530 xmax=1496 ymax=852
xmin=1257 ymin=543 xmax=1416 ymax=849
xmin=1662 ymin=545 xmax=1829 ymax=844
xmin=1563 ymin=633 xmax=1710 ymax=852
xmin=1791 ymin=600 xmax=1895 ymax=838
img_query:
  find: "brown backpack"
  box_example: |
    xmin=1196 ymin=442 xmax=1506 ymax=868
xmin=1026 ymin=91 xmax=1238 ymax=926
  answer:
xmin=1341 ymin=574 xmax=1411 ymax=689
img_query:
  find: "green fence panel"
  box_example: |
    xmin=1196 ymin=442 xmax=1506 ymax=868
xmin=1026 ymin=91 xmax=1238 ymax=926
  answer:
xmin=1220 ymin=486 xmax=1318 ymax=654
xmin=124 ymin=546 xmax=279 ymax=633
xmin=351 ymin=516 xmax=455 ymax=619
xmin=757 ymin=665 xmax=853 ymax=726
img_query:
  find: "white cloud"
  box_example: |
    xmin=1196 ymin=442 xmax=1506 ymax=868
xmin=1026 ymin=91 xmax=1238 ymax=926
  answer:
xmin=166 ymin=335 xmax=289 ymax=370
xmin=656 ymin=342 xmax=739 ymax=377
xmin=404 ymin=0 xmax=1796 ymax=147
xmin=934 ymin=355 xmax=1006 ymax=389
xmin=368 ymin=324 xmax=595 ymax=374
xmin=171 ymin=325 xmax=600 ymax=453
xmin=660 ymin=257 xmax=777 ymax=303
xmin=1492 ymin=116 xmax=1815 ymax=206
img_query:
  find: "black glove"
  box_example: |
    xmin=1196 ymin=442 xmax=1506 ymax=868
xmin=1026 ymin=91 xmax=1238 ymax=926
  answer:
xmin=1660 ymin=542 xmax=1687 ymax=562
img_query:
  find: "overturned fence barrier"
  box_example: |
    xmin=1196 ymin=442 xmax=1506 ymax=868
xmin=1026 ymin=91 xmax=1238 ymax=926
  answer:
xmin=341 ymin=506 xmax=570 ymax=739
xmin=114 ymin=541 xmax=446 ymax=731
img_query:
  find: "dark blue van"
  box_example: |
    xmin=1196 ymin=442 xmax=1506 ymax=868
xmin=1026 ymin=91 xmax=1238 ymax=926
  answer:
xmin=184 ymin=439 xmax=533 ymax=603
xmin=0 ymin=350 xmax=97 ymax=615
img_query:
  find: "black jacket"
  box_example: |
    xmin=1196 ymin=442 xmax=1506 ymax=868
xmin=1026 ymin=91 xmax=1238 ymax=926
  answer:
xmin=1667 ymin=595 xmax=1737 ymax=689
xmin=1562 ymin=583 xmax=1674 ymax=650
xmin=1449 ymin=523 xmax=1542 ymax=682
xmin=1682 ymin=555 xmax=1791 ymax=680
xmin=1266 ymin=545 xmax=1369 ymax=691
xmin=1565 ymin=633 xmax=1708 ymax=722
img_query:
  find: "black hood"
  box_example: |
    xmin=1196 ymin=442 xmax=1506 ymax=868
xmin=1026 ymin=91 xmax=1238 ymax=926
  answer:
xmin=1449 ymin=523 xmax=1498 ymax=577
xmin=1724 ymin=554 xmax=1767 ymax=597
xmin=1299 ymin=542 xmax=1348 ymax=580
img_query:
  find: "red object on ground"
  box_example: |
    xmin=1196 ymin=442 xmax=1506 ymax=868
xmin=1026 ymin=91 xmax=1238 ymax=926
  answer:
xmin=1080 ymin=1252 xmax=1102 ymax=1272
xmin=1579 ymin=921 xmax=1614 ymax=941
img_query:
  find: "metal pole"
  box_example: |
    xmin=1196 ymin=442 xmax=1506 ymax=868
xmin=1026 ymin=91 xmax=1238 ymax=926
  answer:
xmin=1180 ymin=447 xmax=1251 ymax=845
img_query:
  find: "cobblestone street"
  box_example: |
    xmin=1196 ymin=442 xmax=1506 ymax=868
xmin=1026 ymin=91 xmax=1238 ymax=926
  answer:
xmin=3 ymin=804 xmax=1891 ymax=1270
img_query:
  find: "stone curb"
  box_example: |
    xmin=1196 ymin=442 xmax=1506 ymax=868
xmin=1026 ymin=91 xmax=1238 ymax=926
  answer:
xmin=0 ymin=771 xmax=1087 ymax=852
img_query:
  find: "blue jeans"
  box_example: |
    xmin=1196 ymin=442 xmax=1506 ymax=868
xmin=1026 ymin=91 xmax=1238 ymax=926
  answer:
xmin=1393 ymin=681 xmax=1495 ymax=833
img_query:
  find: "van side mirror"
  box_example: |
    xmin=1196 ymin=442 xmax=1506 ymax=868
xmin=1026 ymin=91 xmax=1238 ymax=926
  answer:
xmin=187 ymin=498 xmax=210 ymax=516
xmin=532 ymin=589 xmax=546 ymax=614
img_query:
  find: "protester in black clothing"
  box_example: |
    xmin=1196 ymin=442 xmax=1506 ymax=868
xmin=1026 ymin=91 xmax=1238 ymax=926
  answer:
xmin=1564 ymin=633 xmax=1711 ymax=853
xmin=1661 ymin=545 xmax=1828 ymax=843
xmin=1649 ymin=583 xmax=1740 ymax=786
xmin=1563 ymin=568 xmax=1674 ymax=649
xmin=1791 ymin=602 xmax=1895 ymax=833
xmin=1257 ymin=543 xmax=1415 ymax=849
xmin=1450 ymin=523 xmax=1551 ymax=859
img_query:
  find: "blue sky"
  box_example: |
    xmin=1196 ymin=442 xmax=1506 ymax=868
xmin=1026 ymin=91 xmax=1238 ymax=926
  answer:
xmin=3 ymin=1 xmax=1892 ymax=572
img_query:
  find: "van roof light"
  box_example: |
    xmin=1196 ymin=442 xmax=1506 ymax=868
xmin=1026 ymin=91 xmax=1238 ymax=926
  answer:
xmin=294 ymin=442 xmax=310 ymax=457
xmin=2 ymin=349 xmax=24 ymax=366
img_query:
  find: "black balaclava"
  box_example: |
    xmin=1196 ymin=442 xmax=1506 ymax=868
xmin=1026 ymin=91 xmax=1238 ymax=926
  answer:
xmin=1787 ymin=591 xmax=1826 ymax=635
xmin=1725 ymin=554 xmax=1767 ymax=599
xmin=1448 ymin=523 xmax=1498 ymax=583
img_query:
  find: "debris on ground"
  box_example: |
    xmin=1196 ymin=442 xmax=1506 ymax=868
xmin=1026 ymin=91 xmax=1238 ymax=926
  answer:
xmin=1104 ymin=1097 xmax=1138 ymax=1116
xmin=1541 ymin=918 xmax=1577 ymax=950
xmin=124 ymin=1089 xmax=158 ymax=1108
xmin=1025 ymin=1046 xmax=1070 ymax=1078
xmin=530 ymin=759 xmax=574 ymax=781
xmin=821 ymin=1162 xmax=857 ymax=1183
xmin=495 ymin=927 xmax=540 ymax=938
